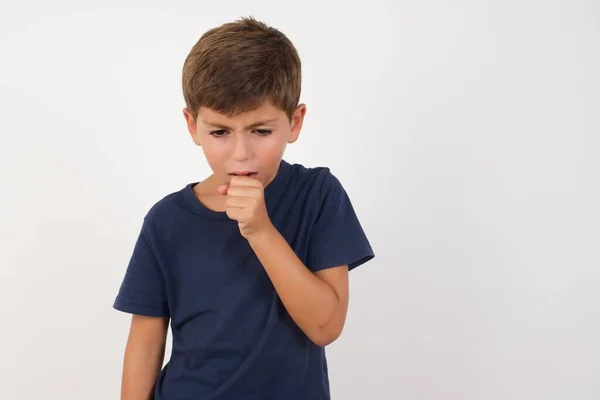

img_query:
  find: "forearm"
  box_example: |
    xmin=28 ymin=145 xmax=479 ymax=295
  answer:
xmin=248 ymin=226 xmax=340 ymax=345
xmin=121 ymin=337 xmax=165 ymax=400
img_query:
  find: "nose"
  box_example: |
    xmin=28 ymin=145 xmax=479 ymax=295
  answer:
xmin=231 ymin=133 xmax=252 ymax=162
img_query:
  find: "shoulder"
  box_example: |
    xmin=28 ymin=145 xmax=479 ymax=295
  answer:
xmin=141 ymin=184 xmax=191 ymax=229
xmin=286 ymin=161 xmax=345 ymax=199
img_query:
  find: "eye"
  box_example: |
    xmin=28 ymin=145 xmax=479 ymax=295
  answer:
xmin=254 ymin=129 xmax=272 ymax=136
xmin=209 ymin=130 xmax=228 ymax=137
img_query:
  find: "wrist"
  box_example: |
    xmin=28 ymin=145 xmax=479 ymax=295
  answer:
xmin=246 ymin=223 xmax=279 ymax=246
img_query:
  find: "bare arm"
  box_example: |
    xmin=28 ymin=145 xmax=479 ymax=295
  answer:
xmin=121 ymin=315 xmax=169 ymax=400
xmin=248 ymin=227 xmax=349 ymax=347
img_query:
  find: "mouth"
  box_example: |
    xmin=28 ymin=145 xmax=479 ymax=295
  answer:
xmin=229 ymin=171 xmax=258 ymax=178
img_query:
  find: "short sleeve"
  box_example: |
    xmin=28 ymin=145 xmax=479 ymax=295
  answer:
xmin=307 ymin=171 xmax=375 ymax=273
xmin=113 ymin=220 xmax=170 ymax=317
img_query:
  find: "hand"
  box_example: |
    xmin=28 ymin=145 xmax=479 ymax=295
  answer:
xmin=218 ymin=176 xmax=274 ymax=239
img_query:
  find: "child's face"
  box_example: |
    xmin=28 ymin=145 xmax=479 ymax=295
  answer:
xmin=184 ymin=100 xmax=306 ymax=188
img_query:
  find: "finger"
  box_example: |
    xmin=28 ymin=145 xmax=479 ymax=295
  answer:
xmin=217 ymin=183 xmax=229 ymax=195
xmin=226 ymin=186 xmax=262 ymax=199
xmin=226 ymin=196 xmax=254 ymax=208
xmin=225 ymin=207 xmax=244 ymax=221
xmin=229 ymin=175 xmax=263 ymax=188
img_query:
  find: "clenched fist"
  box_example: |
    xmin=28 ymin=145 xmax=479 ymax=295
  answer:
xmin=218 ymin=176 xmax=274 ymax=239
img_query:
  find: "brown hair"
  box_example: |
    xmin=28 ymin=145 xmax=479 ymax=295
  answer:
xmin=182 ymin=17 xmax=302 ymax=121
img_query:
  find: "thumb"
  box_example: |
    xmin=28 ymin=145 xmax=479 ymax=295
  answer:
xmin=217 ymin=183 xmax=229 ymax=195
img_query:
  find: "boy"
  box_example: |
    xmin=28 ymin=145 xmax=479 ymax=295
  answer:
xmin=113 ymin=16 xmax=374 ymax=400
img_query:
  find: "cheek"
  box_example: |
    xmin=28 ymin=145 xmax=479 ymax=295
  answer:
xmin=257 ymin=134 xmax=288 ymax=154
xmin=200 ymin=143 xmax=227 ymax=167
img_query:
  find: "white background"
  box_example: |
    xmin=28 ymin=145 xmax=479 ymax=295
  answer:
xmin=1 ymin=1 xmax=599 ymax=399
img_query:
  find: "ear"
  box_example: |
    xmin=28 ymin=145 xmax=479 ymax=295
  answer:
xmin=183 ymin=108 xmax=202 ymax=146
xmin=288 ymin=104 xmax=307 ymax=144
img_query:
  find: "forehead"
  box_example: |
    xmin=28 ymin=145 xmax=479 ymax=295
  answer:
xmin=198 ymin=101 xmax=285 ymax=125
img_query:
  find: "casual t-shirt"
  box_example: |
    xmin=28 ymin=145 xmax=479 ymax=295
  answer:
xmin=113 ymin=159 xmax=375 ymax=400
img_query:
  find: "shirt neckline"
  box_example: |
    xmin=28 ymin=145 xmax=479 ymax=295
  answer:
xmin=182 ymin=159 xmax=291 ymax=220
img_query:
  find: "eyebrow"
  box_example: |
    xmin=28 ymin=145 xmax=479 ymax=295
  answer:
xmin=204 ymin=119 xmax=278 ymax=131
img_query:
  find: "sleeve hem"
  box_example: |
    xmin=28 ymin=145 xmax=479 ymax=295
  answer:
xmin=310 ymin=252 xmax=375 ymax=273
xmin=113 ymin=298 xmax=170 ymax=318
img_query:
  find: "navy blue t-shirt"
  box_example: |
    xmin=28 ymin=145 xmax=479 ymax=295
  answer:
xmin=113 ymin=160 xmax=374 ymax=400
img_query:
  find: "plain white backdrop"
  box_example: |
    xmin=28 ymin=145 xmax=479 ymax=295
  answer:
xmin=1 ymin=1 xmax=599 ymax=399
